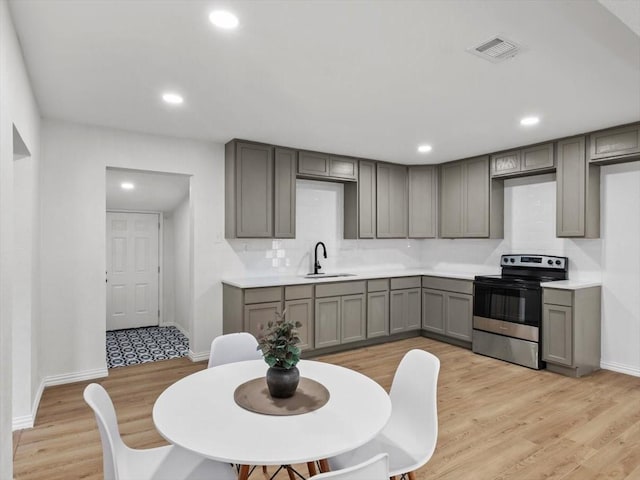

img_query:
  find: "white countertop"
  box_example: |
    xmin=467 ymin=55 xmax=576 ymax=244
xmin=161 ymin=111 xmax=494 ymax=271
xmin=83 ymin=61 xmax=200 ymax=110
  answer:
xmin=222 ymin=268 xmax=485 ymax=288
xmin=540 ymin=279 xmax=602 ymax=290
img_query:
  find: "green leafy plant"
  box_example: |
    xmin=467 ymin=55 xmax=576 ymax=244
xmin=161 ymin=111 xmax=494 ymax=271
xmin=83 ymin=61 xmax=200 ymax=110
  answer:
xmin=257 ymin=310 xmax=302 ymax=369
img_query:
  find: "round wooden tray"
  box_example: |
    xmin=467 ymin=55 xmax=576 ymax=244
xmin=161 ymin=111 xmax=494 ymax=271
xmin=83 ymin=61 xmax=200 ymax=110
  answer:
xmin=234 ymin=376 xmax=330 ymax=416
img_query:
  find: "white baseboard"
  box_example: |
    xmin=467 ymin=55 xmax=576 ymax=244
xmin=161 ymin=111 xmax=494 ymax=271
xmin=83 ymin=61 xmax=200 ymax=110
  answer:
xmin=188 ymin=349 xmax=209 ymax=363
xmin=44 ymin=367 xmax=108 ymax=387
xmin=600 ymin=360 xmax=640 ymax=377
xmin=12 ymin=377 xmax=46 ymax=431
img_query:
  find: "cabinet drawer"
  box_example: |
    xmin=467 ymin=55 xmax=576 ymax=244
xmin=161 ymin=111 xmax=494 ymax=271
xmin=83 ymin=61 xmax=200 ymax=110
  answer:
xmin=298 ymin=151 xmax=329 ymax=177
xmin=543 ymin=288 xmax=573 ymax=307
xmin=329 ymin=157 xmax=358 ymax=181
xmin=590 ymin=124 xmax=640 ymax=162
xmin=285 ymin=285 xmax=313 ymax=300
xmin=391 ymin=276 xmax=421 ymax=290
xmin=367 ymin=279 xmax=389 ymax=292
xmin=316 ymin=281 xmax=366 ymax=298
xmin=244 ymin=287 xmax=283 ymax=304
xmin=422 ymin=276 xmax=473 ymax=295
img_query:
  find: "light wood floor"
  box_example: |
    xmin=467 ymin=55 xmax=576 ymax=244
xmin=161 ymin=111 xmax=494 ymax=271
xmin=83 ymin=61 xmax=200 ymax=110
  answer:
xmin=13 ymin=337 xmax=640 ymax=479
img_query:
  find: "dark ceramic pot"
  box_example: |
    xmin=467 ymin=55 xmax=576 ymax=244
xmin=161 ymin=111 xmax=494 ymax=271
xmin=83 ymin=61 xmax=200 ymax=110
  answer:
xmin=266 ymin=365 xmax=300 ymax=398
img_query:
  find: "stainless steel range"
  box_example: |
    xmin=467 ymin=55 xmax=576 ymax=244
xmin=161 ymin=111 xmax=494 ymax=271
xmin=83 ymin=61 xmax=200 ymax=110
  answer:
xmin=472 ymin=254 xmax=568 ymax=369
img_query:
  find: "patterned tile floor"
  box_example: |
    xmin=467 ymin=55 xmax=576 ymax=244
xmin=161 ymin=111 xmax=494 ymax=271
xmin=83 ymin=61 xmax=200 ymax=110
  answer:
xmin=106 ymin=326 xmax=189 ymax=368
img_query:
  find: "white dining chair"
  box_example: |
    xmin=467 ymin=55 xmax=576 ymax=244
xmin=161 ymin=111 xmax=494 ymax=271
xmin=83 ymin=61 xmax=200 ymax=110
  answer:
xmin=311 ymin=454 xmax=388 ymax=479
xmin=207 ymin=332 xmax=262 ymax=368
xmin=328 ymin=349 xmax=440 ymax=480
xmin=83 ymin=383 xmax=236 ymax=480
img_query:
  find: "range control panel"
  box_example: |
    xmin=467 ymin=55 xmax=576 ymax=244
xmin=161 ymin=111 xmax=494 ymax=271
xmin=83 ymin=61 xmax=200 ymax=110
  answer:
xmin=501 ymin=254 xmax=567 ymax=270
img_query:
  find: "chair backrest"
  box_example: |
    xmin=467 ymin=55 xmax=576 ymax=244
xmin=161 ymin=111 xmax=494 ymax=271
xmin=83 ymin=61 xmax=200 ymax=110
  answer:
xmin=83 ymin=383 xmax=124 ymax=480
xmin=388 ymin=349 xmax=440 ymax=466
xmin=311 ymin=454 xmax=388 ymax=480
xmin=207 ymin=332 xmax=262 ymax=368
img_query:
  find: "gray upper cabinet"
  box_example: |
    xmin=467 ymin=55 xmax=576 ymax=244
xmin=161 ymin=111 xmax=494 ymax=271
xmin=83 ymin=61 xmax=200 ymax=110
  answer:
xmin=225 ymin=141 xmax=274 ymax=238
xmin=440 ymin=156 xmax=501 ymax=238
xmin=589 ymin=124 xmax=640 ymax=164
xmin=274 ymin=148 xmax=296 ymax=238
xmin=491 ymin=143 xmax=554 ymax=178
xmin=358 ymin=160 xmax=377 ymax=238
xmin=298 ymin=151 xmax=357 ymax=182
xmin=377 ymin=163 xmax=408 ymax=238
xmin=408 ymin=165 xmax=437 ymax=238
xmin=556 ymin=136 xmax=600 ymax=238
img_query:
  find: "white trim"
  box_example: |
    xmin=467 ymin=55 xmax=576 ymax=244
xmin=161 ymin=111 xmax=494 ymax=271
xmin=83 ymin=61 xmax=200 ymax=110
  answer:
xmin=600 ymin=361 xmax=640 ymax=377
xmin=44 ymin=367 xmax=108 ymax=387
xmin=12 ymin=415 xmax=33 ymax=431
xmin=188 ymin=349 xmax=209 ymax=363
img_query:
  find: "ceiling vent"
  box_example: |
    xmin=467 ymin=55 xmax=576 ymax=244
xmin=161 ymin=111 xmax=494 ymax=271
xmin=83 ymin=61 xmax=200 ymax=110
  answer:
xmin=468 ymin=35 xmax=521 ymax=63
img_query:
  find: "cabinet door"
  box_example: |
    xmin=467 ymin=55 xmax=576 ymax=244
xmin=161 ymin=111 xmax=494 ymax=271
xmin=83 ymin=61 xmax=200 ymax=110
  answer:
xmin=491 ymin=150 xmax=521 ymax=177
xmin=422 ymin=288 xmax=445 ymax=334
xmin=590 ymin=124 xmax=640 ymax=162
xmin=235 ymin=142 xmax=273 ymax=237
xmin=406 ymin=288 xmax=422 ymax=330
xmin=556 ymin=136 xmax=586 ymax=237
xmin=298 ymin=151 xmax=329 ymax=177
xmin=315 ymin=297 xmax=341 ymax=348
xmin=521 ymin=143 xmax=554 ymax=172
xmin=329 ymin=156 xmax=358 ymax=181
xmin=274 ymin=148 xmax=296 ymax=238
xmin=244 ymin=301 xmax=281 ymax=341
xmin=445 ymin=292 xmax=472 ymax=341
xmin=341 ymin=294 xmax=366 ymax=343
xmin=439 ymin=162 xmax=464 ymax=237
xmin=367 ymin=291 xmax=389 ymax=338
xmin=543 ymin=304 xmax=573 ymax=366
xmin=463 ymin=156 xmax=489 ymax=237
xmin=377 ymin=163 xmax=408 ymax=238
xmin=358 ymin=160 xmax=377 ymax=238
xmin=285 ymin=298 xmax=313 ymax=351
xmin=408 ymin=165 xmax=437 ymax=238
xmin=390 ymin=290 xmax=406 ymax=333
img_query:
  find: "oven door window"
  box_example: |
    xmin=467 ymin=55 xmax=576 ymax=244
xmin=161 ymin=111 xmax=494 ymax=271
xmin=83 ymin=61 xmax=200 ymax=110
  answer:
xmin=474 ymin=284 xmax=541 ymax=326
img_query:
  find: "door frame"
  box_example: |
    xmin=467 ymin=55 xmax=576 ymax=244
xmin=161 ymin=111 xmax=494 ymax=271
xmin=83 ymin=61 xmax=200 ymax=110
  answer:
xmin=106 ymin=209 xmax=164 ymax=328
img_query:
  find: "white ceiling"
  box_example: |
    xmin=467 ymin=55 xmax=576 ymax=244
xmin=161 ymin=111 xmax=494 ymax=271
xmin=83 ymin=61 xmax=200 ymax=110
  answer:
xmin=106 ymin=169 xmax=190 ymax=212
xmin=9 ymin=0 xmax=640 ymax=165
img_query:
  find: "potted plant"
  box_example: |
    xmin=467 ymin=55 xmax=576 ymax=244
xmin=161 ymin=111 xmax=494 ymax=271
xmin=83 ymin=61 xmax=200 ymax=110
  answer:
xmin=257 ymin=310 xmax=302 ymax=398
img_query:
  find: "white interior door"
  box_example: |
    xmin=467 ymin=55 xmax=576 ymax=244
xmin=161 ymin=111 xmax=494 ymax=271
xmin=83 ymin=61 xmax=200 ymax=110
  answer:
xmin=106 ymin=212 xmax=159 ymax=330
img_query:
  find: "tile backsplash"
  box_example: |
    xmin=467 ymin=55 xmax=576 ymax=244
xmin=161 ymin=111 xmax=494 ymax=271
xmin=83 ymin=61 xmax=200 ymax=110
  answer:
xmin=228 ymin=176 xmax=602 ymax=280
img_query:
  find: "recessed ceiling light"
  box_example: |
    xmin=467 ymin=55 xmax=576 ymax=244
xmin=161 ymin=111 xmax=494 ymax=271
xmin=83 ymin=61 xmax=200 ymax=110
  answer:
xmin=417 ymin=144 xmax=433 ymax=153
xmin=121 ymin=182 xmax=135 ymax=190
xmin=209 ymin=10 xmax=239 ymax=29
xmin=162 ymin=92 xmax=184 ymax=105
xmin=520 ymin=116 xmax=540 ymax=126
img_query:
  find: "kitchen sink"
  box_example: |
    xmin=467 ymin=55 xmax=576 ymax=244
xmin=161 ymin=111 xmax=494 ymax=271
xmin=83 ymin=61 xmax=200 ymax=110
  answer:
xmin=303 ymin=273 xmax=357 ymax=279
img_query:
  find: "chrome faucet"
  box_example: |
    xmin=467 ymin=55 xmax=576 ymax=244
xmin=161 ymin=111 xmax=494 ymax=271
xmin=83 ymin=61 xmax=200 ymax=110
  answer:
xmin=313 ymin=241 xmax=327 ymax=275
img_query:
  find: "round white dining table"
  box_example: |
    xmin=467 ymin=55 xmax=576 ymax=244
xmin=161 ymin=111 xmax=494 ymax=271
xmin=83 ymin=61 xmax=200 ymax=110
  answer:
xmin=153 ymin=359 xmax=391 ymax=476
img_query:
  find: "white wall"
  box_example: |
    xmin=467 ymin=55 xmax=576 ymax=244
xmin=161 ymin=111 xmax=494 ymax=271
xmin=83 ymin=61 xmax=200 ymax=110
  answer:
xmin=600 ymin=162 xmax=640 ymax=375
xmin=0 ymin=0 xmax=42 ymax=474
xmin=162 ymin=213 xmax=176 ymax=326
xmin=172 ymin=195 xmax=192 ymax=334
xmin=40 ymin=120 xmax=225 ymax=379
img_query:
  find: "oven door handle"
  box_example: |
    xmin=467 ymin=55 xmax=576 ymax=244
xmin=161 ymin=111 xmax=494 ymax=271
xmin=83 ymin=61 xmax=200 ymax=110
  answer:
xmin=474 ymin=280 xmax=541 ymax=291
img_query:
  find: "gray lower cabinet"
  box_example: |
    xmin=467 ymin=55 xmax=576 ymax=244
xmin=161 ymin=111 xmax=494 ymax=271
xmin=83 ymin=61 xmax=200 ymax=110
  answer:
xmin=408 ymin=165 xmax=437 ymax=238
xmin=225 ymin=140 xmax=296 ymax=239
xmin=244 ymin=301 xmax=281 ymax=341
xmin=422 ymin=276 xmax=473 ymax=343
xmin=315 ymin=281 xmax=367 ymax=348
xmin=491 ymin=143 xmax=554 ymax=178
xmin=389 ymin=277 xmax=421 ymax=333
xmin=377 ymin=163 xmax=408 ymax=238
xmin=556 ymin=136 xmax=600 ymax=238
xmin=285 ymin=298 xmax=313 ymax=351
xmin=439 ymin=156 xmax=503 ymax=238
xmin=542 ymin=286 xmax=601 ymax=377
xmin=589 ymin=123 xmax=640 ymax=164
